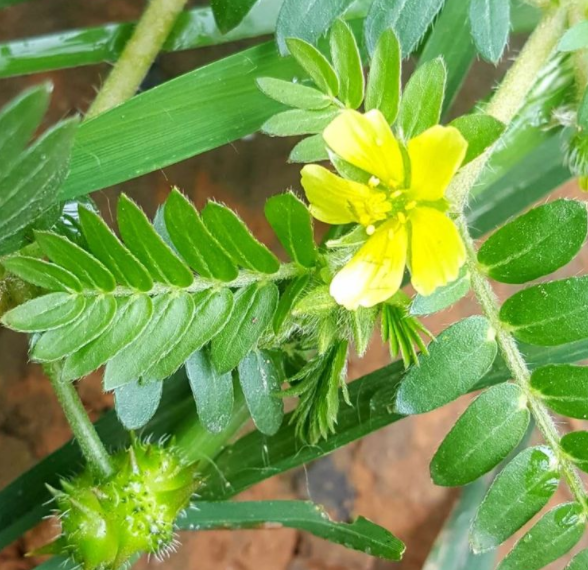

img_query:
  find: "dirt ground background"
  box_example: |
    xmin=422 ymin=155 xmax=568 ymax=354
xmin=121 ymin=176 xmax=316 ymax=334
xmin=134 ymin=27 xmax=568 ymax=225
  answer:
xmin=1 ymin=2 xmax=587 ymax=569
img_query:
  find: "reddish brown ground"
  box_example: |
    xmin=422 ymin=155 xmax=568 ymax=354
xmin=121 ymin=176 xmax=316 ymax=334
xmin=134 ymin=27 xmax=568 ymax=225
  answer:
xmin=1 ymin=2 xmax=587 ymax=569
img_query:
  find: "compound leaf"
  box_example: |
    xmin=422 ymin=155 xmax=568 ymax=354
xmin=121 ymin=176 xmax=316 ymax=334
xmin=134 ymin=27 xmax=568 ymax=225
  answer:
xmin=114 ymin=378 xmax=163 ymax=430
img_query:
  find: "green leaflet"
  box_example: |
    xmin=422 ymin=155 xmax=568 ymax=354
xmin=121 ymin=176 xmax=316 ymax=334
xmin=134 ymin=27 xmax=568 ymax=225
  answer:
xmin=329 ymin=19 xmax=364 ymax=109
xmin=1 ymin=293 xmax=85 ymax=332
xmin=364 ymin=0 xmax=445 ymax=57
xmin=261 ymin=108 xmax=340 ymax=137
xmin=566 ymin=549 xmax=588 ymax=569
xmin=35 ymin=231 xmax=115 ymax=292
xmin=470 ymin=446 xmax=560 ymax=553
xmin=560 ymin=432 xmax=588 ymax=473
xmin=478 ymin=200 xmax=588 ymax=284
xmin=178 ymin=501 xmax=405 ymax=561
xmin=78 ymin=206 xmax=153 ymax=292
xmin=286 ymin=38 xmax=339 ymax=97
xmin=114 ymin=379 xmax=163 ymax=430
xmin=117 ymin=194 xmax=193 ymax=287
xmin=0 ymin=84 xmax=50 ymax=166
xmin=497 ymin=503 xmax=585 ymax=570
xmin=410 ymin=268 xmax=470 ymax=316
xmin=256 ymin=77 xmax=332 ymax=110
xmin=211 ymin=0 xmax=259 ymax=33
xmin=289 ymin=134 xmax=329 ymax=163
xmin=500 ymin=277 xmax=588 ymax=346
xmin=146 ymin=290 xmax=234 ymax=380
xmin=275 ymin=0 xmax=355 ymax=55
xmin=449 ymin=114 xmax=505 ymax=165
xmin=530 ymin=364 xmax=588 ymax=420
xmin=31 ymin=296 xmax=117 ymax=362
xmin=558 ymin=21 xmax=588 ymax=52
xmin=265 ymin=192 xmax=317 ymax=268
xmin=469 ymin=0 xmax=511 ymax=64
xmin=395 ymin=317 xmax=497 ymax=415
xmin=3 ymin=256 xmax=82 ymax=293
xmin=0 ymin=87 xmax=78 ymax=253
xmin=273 ymin=273 xmax=311 ymax=333
xmin=419 ymin=0 xmax=476 ymax=115
xmin=104 ymin=293 xmax=194 ymax=390
xmin=211 ymin=283 xmax=279 ymax=374
xmin=163 ymin=189 xmax=238 ymax=282
xmin=238 ymin=350 xmax=285 ymax=436
xmin=186 ymin=348 xmax=234 ymax=434
xmin=397 ymin=58 xmax=446 ymax=140
xmin=62 ymin=295 xmax=153 ymax=381
xmin=349 ymin=305 xmax=379 ymax=357
xmin=430 ymin=384 xmax=530 ymax=487
xmin=201 ymin=202 xmax=279 ymax=274
xmin=365 ymin=28 xmax=401 ymax=124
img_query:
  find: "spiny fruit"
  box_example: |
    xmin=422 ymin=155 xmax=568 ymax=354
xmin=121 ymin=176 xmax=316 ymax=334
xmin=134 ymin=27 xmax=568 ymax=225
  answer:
xmin=43 ymin=439 xmax=200 ymax=570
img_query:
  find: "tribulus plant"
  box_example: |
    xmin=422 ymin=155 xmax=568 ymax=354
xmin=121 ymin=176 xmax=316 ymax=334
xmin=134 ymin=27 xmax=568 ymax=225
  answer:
xmin=2 ymin=0 xmax=588 ymax=569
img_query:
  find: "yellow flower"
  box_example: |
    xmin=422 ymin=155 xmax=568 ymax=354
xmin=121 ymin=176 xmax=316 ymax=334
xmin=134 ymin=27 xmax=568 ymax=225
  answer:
xmin=301 ymin=109 xmax=467 ymax=310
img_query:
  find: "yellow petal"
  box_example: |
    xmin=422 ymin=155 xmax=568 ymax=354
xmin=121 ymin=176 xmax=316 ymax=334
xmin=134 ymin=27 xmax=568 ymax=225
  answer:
xmin=408 ymin=207 xmax=466 ymax=296
xmin=330 ymin=220 xmax=407 ymax=310
xmin=323 ymin=109 xmax=404 ymax=187
xmin=301 ymin=164 xmax=390 ymax=226
xmin=407 ymin=125 xmax=467 ymax=201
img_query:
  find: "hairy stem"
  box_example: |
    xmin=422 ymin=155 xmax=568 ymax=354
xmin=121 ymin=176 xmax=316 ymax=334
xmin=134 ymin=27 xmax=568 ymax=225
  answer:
xmin=86 ymin=0 xmax=189 ymax=119
xmin=568 ymin=0 xmax=588 ymax=96
xmin=450 ymin=4 xmax=588 ymax=511
xmin=447 ymin=6 xmax=567 ymax=211
xmin=44 ymin=362 xmax=115 ymax=479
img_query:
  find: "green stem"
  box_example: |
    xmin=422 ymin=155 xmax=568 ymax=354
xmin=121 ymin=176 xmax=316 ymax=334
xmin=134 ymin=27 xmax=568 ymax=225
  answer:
xmin=175 ymin=382 xmax=250 ymax=465
xmin=86 ymin=0 xmax=189 ymax=119
xmin=450 ymin=3 xmax=588 ymax=512
xmin=447 ymin=5 xmax=567 ymax=211
xmin=44 ymin=362 xmax=115 ymax=479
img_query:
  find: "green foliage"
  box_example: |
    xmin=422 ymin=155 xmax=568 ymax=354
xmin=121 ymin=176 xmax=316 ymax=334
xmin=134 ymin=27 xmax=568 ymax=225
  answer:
xmin=114 ymin=379 xmax=162 ymax=430
xmin=397 ymin=58 xmax=446 ymax=140
xmin=449 ymin=114 xmax=506 ymax=166
xmin=286 ymin=38 xmax=339 ymax=97
xmin=395 ymin=317 xmax=497 ymax=415
xmin=410 ymin=268 xmax=470 ymax=316
xmin=470 ymin=446 xmax=560 ymax=552
xmin=211 ymin=0 xmax=259 ymax=33
xmin=496 ymin=503 xmax=585 ymax=570
xmin=364 ymin=0 xmax=445 ymax=56
xmin=330 ymin=19 xmax=364 ymax=109
xmin=430 ymin=384 xmax=530 ymax=487
xmin=186 ymin=349 xmax=234 ymax=434
xmin=469 ymin=0 xmax=511 ymax=64
xmin=365 ymin=28 xmax=401 ymax=123
xmin=558 ymin=21 xmax=588 ymax=52
xmin=0 ymin=85 xmax=78 ymax=255
xmin=560 ymin=432 xmax=588 ymax=473
xmin=275 ymin=0 xmax=355 ymax=55
xmin=478 ymin=200 xmax=587 ymax=284
xmin=257 ymin=77 xmax=332 ymax=110
xmin=566 ymin=549 xmax=588 ymax=569
xmin=530 ymin=364 xmax=588 ymax=420
xmin=500 ymin=277 xmax=588 ymax=346
xmin=238 ymin=350 xmax=284 ymax=436
xmin=180 ymin=500 xmax=405 ymax=560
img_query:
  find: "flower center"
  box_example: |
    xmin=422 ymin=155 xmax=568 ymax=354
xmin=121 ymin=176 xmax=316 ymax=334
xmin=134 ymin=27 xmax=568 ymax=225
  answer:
xmin=363 ymin=187 xmax=417 ymax=235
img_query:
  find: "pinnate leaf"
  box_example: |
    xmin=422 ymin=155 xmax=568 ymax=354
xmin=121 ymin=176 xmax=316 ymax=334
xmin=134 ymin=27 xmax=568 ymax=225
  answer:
xmin=211 ymin=0 xmax=258 ymax=34
xmin=289 ymin=134 xmax=329 ymax=163
xmin=558 ymin=21 xmax=588 ymax=53
xmin=560 ymin=431 xmax=588 ymax=473
xmin=329 ymin=19 xmax=364 ymax=109
xmin=431 ymin=384 xmax=530 ymax=486
xmin=257 ymin=77 xmax=332 ymax=110
xmin=566 ymin=549 xmax=588 ymax=569
xmin=261 ymin=108 xmax=339 ymax=137
xmin=449 ymin=114 xmax=505 ymax=165
xmin=470 ymin=446 xmax=560 ymax=553
xmin=286 ymin=38 xmax=339 ymax=97
xmin=395 ymin=316 xmax=497 ymax=415
xmin=470 ymin=0 xmax=511 ymax=64
xmin=410 ymin=268 xmax=470 ymax=316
